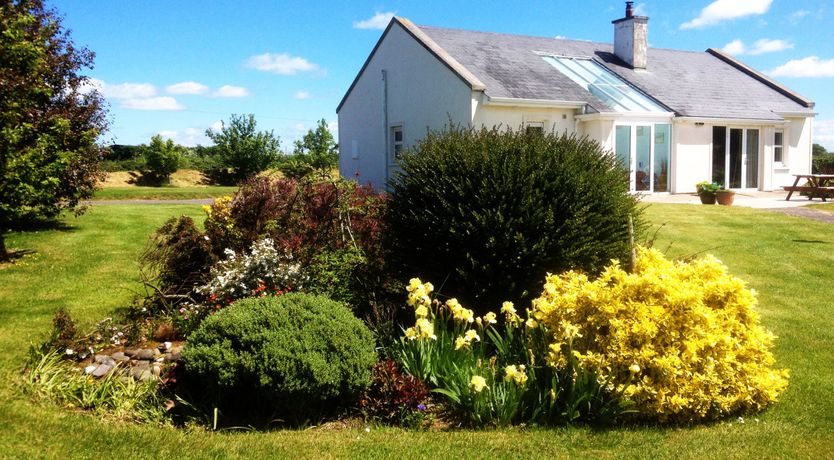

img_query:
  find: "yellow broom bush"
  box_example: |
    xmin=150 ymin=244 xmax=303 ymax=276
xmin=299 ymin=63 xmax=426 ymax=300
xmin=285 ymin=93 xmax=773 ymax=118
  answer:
xmin=530 ymin=246 xmax=789 ymax=422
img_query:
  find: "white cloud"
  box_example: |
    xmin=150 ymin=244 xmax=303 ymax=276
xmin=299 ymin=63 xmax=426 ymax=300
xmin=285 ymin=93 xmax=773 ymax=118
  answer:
xmin=790 ymin=10 xmax=810 ymax=24
xmin=769 ymin=56 xmax=834 ymax=78
xmin=748 ymin=39 xmax=793 ymax=55
xmin=246 ymin=53 xmax=319 ymax=75
xmin=680 ymin=0 xmax=773 ymax=29
xmin=209 ymin=121 xmax=223 ymax=132
xmin=166 ymin=81 xmax=209 ymax=95
xmin=633 ymin=3 xmax=648 ymax=16
xmin=102 ymin=82 xmax=158 ymax=99
xmin=294 ymin=90 xmax=311 ymax=100
xmin=121 ymin=96 xmax=185 ymax=111
xmin=353 ymin=12 xmax=395 ymax=30
xmin=722 ymin=38 xmax=793 ymax=56
xmin=327 ymin=121 xmax=338 ymax=134
xmin=814 ymin=119 xmax=834 ymax=151
xmin=78 ymin=77 xmax=105 ymax=95
xmin=158 ymin=127 xmax=212 ymax=147
xmin=722 ymin=39 xmax=746 ymax=55
xmin=213 ymin=85 xmax=250 ymax=98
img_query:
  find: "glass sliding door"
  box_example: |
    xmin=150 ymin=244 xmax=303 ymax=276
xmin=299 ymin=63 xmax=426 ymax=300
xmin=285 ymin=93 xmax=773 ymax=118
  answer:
xmin=712 ymin=126 xmax=760 ymax=190
xmin=729 ymin=128 xmax=743 ymax=189
xmin=654 ymin=124 xmax=670 ymax=192
xmin=635 ymin=126 xmax=651 ymax=191
xmin=712 ymin=126 xmax=726 ymax=185
xmin=616 ymin=123 xmax=671 ymax=193
xmin=746 ymin=129 xmax=759 ymax=189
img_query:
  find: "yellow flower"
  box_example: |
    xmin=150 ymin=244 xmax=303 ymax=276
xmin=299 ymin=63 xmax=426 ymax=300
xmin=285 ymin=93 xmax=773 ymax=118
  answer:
xmin=526 ymin=317 xmax=538 ymax=329
xmin=446 ymin=298 xmax=474 ymax=323
xmin=469 ymin=375 xmax=488 ymax=393
xmin=504 ymin=364 xmax=528 ymax=386
xmin=629 ymin=363 xmax=641 ymax=374
xmin=454 ymin=336 xmax=468 ymax=350
xmin=483 ymin=312 xmax=497 ymax=324
xmin=414 ymin=317 xmax=437 ymax=340
xmin=404 ymin=327 xmax=417 ymax=340
xmin=464 ymin=329 xmax=480 ymax=342
xmin=414 ymin=305 xmax=428 ymax=318
xmin=561 ymin=320 xmax=582 ymax=339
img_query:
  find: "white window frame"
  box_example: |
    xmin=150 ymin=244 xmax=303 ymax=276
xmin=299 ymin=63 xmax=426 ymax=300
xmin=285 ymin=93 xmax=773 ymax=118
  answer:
xmin=525 ymin=121 xmax=545 ymax=135
xmin=389 ymin=124 xmax=403 ymax=164
xmin=774 ymin=128 xmax=786 ymax=166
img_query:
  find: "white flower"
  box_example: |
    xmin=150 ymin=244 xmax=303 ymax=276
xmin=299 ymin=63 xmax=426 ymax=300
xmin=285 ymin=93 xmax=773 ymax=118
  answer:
xmin=65 ymin=348 xmax=74 ymax=355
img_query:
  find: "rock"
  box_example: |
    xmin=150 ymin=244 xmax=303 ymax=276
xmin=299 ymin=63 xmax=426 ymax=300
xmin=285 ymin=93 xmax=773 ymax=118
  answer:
xmin=153 ymin=322 xmax=176 ymax=342
xmin=136 ymin=348 xmax=155 ymax=360
xmin=152 ymin=365 xmax=162 ymax=377
xmin=92 ymin=364 xmax=113 ymax=378
xmin=133 ymin=360 xmax=150 ymax=369
xmin=130 ymin=366 xmax=153 ymax=381
xmin=111 ymin=351 xmax=129 ymax=362
xmin=124 ymin=348 xmax=139 ymax=358
xmin=153 ymin=348 xmax=162 ymax=357
xmin=94 ymin=355 xmax=116 ymax=367
xmin=84 ymin=365 xmax=97 ymax=375
xmin=164 ymin=341 xmax=172 ymax=351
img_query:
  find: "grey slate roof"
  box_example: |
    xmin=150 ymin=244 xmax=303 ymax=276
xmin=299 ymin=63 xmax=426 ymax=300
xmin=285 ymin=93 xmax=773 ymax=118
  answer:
xmin=417 ymin=24 xmax=814 ymax=120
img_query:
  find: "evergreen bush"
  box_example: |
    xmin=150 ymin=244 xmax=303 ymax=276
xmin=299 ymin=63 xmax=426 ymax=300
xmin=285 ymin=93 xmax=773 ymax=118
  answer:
xmin=182 ymin=293 xmax=376 ymax=423
xmin=386 ymin=125 xmax=642 ymax=311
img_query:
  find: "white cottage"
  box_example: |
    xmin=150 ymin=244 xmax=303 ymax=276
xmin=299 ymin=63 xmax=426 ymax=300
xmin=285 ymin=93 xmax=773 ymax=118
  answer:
xmin=337 ymin=3 xmax=815 ymax=194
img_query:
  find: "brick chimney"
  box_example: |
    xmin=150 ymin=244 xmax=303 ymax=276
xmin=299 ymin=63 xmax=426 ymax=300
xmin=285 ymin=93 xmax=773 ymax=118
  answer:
xmin=612 ymin=1 xmax=648 ymax=69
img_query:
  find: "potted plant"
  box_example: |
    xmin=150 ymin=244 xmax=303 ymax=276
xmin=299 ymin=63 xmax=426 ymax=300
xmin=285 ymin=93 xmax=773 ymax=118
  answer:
xmin=695 ymin=181 xmax=719 ymax=204
xmin=716 ymin=186 xmax=736 ymax=206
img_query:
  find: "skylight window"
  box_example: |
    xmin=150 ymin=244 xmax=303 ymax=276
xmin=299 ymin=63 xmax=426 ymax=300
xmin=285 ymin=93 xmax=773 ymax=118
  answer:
xmin=542 ymin=56 xmax=666 ymax=113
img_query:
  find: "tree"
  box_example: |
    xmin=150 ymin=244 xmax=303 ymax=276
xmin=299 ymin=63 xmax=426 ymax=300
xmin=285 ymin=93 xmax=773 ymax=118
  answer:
xmin=204 ymin=114 xmax=280 ymax=184
xmin=141 ymin=135 xmax=182 ymax=184
xmin=279 ymin=119 xmax=338 ymax=179
xmin=812 ymin=143 xmax=828 ymax=159
xmin=0 ymin=0 xmax=108 ymax=261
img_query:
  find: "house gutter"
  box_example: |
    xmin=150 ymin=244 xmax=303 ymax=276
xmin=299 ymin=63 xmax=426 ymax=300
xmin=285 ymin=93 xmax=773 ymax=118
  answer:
xmin=574 ymin=111 xmax=674 ymax=122
xmin=674 ymin=116 xmax=789 ymax=126
xmin=483 ymin=96 xmax=586 ymax=109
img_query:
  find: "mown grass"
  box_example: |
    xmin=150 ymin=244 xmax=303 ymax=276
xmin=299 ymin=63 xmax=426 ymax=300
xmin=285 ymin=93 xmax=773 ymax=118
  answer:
xmin=0 ymin=203 xmax=832 ymax=459
xmin=92 ymin=186 xmax=237 ymax=201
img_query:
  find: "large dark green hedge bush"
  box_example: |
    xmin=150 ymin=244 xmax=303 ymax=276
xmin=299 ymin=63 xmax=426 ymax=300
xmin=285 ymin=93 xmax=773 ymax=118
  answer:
xmin=182 ymin=293 xmax=376 ymax=423
xmin=386 ymin=125 xmax=643 ymax=312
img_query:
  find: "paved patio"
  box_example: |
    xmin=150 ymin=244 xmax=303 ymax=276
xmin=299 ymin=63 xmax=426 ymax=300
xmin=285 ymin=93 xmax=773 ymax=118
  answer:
xmin=641 ymin=190 xmax=826 ymax=209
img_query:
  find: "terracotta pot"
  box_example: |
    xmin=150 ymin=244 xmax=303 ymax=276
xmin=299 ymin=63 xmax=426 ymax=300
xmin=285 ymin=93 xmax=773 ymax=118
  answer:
xmin=698 ymin=192 xmax=716 ymax=204
xmin=716 ymin=190 xmax=735 ymax=206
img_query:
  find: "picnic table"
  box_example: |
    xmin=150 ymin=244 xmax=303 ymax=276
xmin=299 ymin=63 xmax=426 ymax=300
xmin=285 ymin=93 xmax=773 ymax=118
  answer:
xmin=783 ymin=174 xmax=834 ymax=201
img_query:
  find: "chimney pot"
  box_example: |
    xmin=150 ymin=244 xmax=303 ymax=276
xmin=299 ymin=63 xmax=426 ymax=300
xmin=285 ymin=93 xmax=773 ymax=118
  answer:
xmin=626 ymin=1 xmax=634 ymax=18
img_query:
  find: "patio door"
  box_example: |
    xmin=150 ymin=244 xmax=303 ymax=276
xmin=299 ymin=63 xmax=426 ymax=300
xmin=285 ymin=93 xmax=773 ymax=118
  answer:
xmin=712 ymin=127 xmax=759 ymax=189
xmin=615 ymin=123 xmax=670 ymax=193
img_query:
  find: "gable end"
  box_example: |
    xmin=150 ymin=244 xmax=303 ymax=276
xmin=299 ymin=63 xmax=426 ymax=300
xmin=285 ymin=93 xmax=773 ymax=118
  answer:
xmin=337 ymin=17 xmax=485 ymax=113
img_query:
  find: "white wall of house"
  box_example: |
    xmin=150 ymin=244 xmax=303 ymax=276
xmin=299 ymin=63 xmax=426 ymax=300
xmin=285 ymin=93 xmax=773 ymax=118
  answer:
xmin=472 ymin=104 xmax=576 ymax=135
xmin=771 ymin=117 xmax=813 ymax=189
xmin=672 ymin=122 xmax=712 ymax=194
xmin=338 ymin=23 xmax=473 ymax=190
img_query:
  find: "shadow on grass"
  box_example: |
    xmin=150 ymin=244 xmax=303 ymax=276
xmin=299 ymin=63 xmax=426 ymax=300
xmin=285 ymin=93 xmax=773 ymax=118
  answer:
xmin=7 ymin=219 xmax=76 ymax=234
xmin=791 ymin=239 xmax=833 ymax=244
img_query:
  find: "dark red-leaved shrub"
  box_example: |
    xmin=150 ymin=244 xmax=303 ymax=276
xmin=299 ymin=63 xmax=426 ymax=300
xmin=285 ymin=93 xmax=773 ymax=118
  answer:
xmin=360 ymin=359 xmax=430 ymax=425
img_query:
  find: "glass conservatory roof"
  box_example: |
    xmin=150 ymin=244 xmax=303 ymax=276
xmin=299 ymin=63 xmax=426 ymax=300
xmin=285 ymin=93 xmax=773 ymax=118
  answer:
xmin=542 ymin=56 xmax=667 ymax=113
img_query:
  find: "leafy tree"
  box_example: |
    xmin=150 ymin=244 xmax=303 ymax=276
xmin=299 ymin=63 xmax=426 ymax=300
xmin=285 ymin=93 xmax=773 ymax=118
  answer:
xmin=203 ymin=114 xmax=280 ymax=185
xmin=0 ymin=0 xmax=108 ymax=261
xmin=812 ymin=143 xmax=828 ymax=159
xmin=279 ymin=119 xmax=338 ymax=179
xmin=141 ymin=135 xmax=182 ymax=184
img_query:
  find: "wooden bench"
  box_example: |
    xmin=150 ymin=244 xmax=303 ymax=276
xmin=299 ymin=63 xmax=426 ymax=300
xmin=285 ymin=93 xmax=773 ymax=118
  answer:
xmin=783 ymin=185 xmax=834 ymax=201
xmin=784 ymin=174 xmax=834 ymax=201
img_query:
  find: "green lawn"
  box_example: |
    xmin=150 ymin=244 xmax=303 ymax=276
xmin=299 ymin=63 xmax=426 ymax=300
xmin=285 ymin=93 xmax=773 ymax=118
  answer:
xmin=93 ymin=186 xmax=237 ymax=201
xmin=0 ymin=203 xmax=832 ymax=459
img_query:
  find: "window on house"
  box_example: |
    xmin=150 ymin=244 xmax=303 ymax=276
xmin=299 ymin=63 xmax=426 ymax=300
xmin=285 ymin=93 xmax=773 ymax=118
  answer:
xmin=526 ymin=122 xmax=544 ymax=135
xmin=390 ymin=125 xmax=403 ymax=162
xmin=774 ymin=129 xmax=784 ymax=164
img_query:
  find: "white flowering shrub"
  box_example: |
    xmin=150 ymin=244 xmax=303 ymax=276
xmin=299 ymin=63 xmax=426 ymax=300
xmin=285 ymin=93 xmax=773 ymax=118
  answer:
xmin=196 ymin=238 xmax=308 ymax=306
xmin=174 ymin=238 xmax=310 ymax=335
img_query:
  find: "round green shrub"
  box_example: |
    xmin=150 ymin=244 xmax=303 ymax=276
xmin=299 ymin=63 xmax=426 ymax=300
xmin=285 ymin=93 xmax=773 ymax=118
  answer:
xmin=182 ymin=293 xmax=376 ymax=423
xmin=386 ymin=125 xmax=643 ymax=312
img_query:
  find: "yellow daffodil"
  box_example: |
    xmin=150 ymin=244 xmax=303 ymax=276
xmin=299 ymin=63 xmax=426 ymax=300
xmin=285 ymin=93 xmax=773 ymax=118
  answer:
xmin=469 ymin=375 xmax=488 ymax=393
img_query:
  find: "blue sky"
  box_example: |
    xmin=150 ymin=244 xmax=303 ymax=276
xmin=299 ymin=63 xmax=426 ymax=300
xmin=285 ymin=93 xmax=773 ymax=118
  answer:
xmin=53 ymin=0 xmax=834 ymax=150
